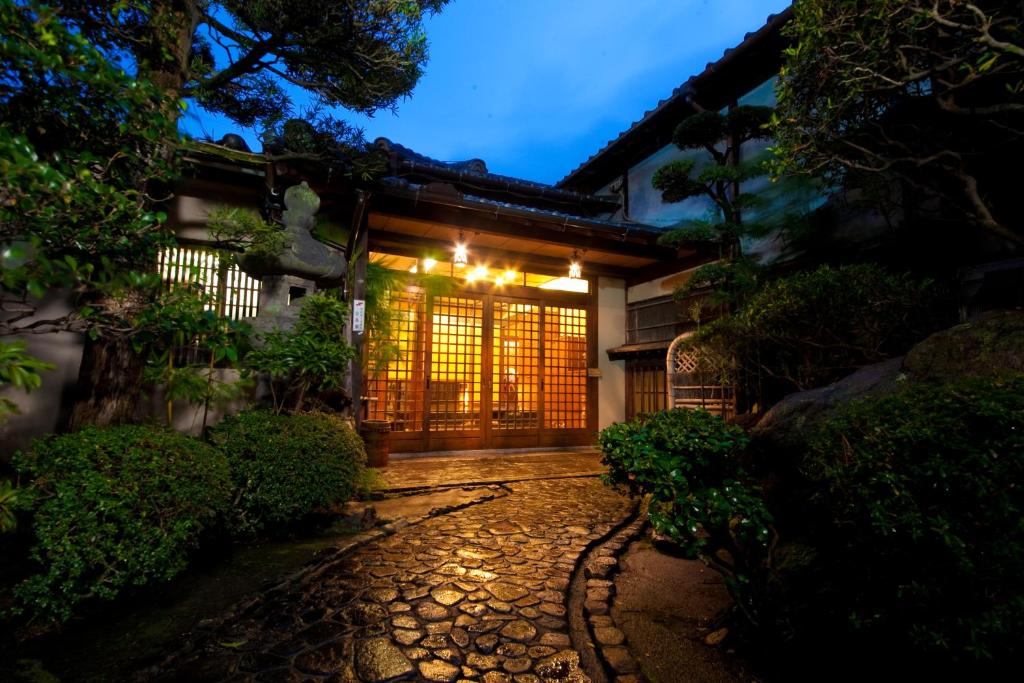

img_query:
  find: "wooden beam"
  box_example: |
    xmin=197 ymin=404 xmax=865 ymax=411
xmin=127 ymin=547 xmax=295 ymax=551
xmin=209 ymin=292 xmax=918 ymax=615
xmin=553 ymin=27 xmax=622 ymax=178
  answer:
xmin=368 ymin=229 xmax=640 ymax=279
xmin=371 ymin=193 xmax=676 ymax=261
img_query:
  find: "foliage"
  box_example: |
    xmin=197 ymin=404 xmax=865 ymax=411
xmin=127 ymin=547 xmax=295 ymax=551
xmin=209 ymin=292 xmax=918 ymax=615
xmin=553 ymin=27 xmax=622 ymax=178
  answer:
xmin=356 ymin=253 xmax=456 ymax=382
xmin=652 ymin=105 xmax=816 ymax=306
xmin=800 ymin=374 xmax=1024 ymax=661
xmin=10 ymin=425 xmax=231 ymax=624
xmin=773 ymin=0 xmax=1024 ymax=246
xmin=137 ymin=283 xmax=253 ymax=428
xmin=1 ymin=0 xmax=448 ymax=425
xmin=687 ymin=264 xmax=947 ymax=396
xmin=0 ymin=340 xmax=54 ymax=422
xmin=599 ymin=409 xmax=774 ymax=628
xmin=209 ymin=409 xmax=366 ymax=537
xmin=0 ymin=479 xmax=21 ymax=533
xmin=206 ymin=207 xmax=288 ymax=266
xmin=0 ymin=1 xmax=179 ymax=341
xmin=245 ymin=294 xmax=356 ymax=412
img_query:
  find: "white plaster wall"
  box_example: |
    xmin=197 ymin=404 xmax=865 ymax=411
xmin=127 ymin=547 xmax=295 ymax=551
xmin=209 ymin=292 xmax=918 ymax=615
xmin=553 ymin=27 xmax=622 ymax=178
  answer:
xmin=626 ymin=266 xmax=701 ymax=304
xmin=1 ymin=291 xmax=84 ymax=461
xmin=597 ymin=277 xmax=626 ymax=429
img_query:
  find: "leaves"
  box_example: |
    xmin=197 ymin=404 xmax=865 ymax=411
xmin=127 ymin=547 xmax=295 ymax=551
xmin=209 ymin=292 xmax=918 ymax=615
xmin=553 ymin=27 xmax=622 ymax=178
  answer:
xmin=599 ymin=408 xmax=774 ymax=626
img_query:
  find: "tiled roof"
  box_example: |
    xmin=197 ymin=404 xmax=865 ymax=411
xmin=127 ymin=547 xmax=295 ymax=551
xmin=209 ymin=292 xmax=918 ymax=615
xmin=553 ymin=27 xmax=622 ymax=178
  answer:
xmin=556 ymin=8 xmax=793 ymax=189
xmin=375 ymin=137 xmax=621 ymax=213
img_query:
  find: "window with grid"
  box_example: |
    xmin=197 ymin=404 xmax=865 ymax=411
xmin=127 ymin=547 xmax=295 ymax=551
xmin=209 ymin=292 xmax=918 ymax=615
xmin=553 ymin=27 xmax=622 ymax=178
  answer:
xmin=493 ymin=301 xmax=540 ymax=431
xmin=429 ymin=296 xmax=483 ymax=431
xmin=157 ymin=245 xmax=261 ymax=320
xmin=365 ymin=289 xmax=426 ymax=432
xmin=543 ymin=306 xmax=587 ymax=429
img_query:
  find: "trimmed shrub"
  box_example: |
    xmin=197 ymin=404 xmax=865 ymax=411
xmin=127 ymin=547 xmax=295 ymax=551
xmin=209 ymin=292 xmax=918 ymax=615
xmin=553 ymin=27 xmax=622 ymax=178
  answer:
xmin=689 ymin=264 xmax=948 ymax=401
xmin=210 ymin=410 xmax=366 ymax=536
xmin=599 ymin=409 xmax=773 ymax=627
xmin=11 ymin=425 xmax=231 ymax=624
xmin=801 ymin=374 xmax=1024 ymax=662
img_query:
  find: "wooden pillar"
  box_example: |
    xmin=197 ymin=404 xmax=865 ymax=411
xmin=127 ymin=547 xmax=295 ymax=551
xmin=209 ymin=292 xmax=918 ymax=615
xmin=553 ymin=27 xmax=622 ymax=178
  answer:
xmin=348 ymin=190 xmax=370 ymax=427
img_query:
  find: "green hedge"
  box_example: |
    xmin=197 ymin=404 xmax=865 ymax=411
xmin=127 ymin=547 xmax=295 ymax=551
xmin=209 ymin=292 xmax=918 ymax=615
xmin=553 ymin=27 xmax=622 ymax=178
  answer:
xmin=599 ymin=409 xmax=773 ymax=626
xmin=210 ymin=410 xmax=366 ymax=536
xmin=11 ymin=425 xmax=231 ymax=623
xmin=802 ymin=374 xmax=1024 ymax=661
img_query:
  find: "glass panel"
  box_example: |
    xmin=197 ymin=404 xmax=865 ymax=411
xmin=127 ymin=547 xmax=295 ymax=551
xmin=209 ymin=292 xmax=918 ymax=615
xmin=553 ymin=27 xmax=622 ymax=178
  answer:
xmin=492 ymin=302 xmax=540 ymax=431
xmin=543 ymin=306 xmax=588 ymax=429
xmin=366 ymin=289 xmax=426 ymax=432
xmin=429 ymin=297 xmax=483 ymax=431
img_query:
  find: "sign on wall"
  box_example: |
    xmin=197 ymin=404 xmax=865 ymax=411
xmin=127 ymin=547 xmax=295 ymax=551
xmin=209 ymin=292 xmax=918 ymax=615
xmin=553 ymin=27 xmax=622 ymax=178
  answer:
xmin=352 ymin=299 xmax=365 ymax=333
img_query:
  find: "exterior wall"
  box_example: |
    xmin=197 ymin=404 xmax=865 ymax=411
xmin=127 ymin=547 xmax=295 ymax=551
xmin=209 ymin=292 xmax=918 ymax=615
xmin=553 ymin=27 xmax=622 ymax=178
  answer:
xmin=626 ymin=267 xmax=698 ymax=304
xmin=596 ymin=277 xmax=626 ymax=430
xmin=627 ymin=144 xmax=715 ymax=229
xmin=598 ymin=276 xmax=626 ymax=428
xmin=0 ymin=292 xmax=83 ymax=461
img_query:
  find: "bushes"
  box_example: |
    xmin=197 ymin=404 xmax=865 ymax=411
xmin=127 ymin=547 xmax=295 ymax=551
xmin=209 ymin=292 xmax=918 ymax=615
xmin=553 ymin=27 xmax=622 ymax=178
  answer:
xmin=210 ymin=409 xmax=366 ymax=536
xmin=689 ymin=264 xmax=947 ymax=399
xmin=599 ymin=409 xmax=774 ymax=627
xmin=799 ymin=374 xmax=1024 ymax=662
xmin=10 ymin=425 xmax=231 ymax=623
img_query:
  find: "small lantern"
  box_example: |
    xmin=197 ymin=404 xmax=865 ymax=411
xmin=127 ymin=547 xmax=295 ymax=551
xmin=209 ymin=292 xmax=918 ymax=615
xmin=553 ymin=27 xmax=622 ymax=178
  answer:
xmin=568 ymin=250 xmax=582 ymax=279
xmin=453 ymin=231 xmax=468 ymax=267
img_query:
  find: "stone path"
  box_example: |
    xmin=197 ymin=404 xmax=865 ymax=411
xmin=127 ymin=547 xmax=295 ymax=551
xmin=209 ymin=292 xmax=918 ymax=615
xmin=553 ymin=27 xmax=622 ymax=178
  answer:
xmin=143 ymin=474 xmax=634 ymax=682
xmin=381 ymin=451 xmax=606 ymax=491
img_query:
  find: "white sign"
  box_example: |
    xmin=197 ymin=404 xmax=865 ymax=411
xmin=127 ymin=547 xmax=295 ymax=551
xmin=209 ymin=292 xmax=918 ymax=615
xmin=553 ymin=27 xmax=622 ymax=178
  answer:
xmin=352 ymin=299 xmax=365 ymax=333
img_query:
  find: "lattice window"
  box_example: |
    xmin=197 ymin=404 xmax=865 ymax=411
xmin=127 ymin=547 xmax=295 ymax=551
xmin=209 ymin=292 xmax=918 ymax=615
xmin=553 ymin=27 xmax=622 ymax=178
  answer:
xmin=543 ymin=306 xmax=587 ymax=429
xmin=493 ymin=301 xmax=540 ymax=431
xmin=157 ymin=245 xmax=261 ymax=321
xmin=365 ymin=289 xmax=426 ymax=432
xmin=429 ymin=296 xmax=483 ymax=431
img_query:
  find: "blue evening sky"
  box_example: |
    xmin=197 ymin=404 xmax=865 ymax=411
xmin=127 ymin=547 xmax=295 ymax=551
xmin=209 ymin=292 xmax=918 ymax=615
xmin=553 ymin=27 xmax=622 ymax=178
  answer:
xmin=182 ymin=0 xmax=791 ymax=185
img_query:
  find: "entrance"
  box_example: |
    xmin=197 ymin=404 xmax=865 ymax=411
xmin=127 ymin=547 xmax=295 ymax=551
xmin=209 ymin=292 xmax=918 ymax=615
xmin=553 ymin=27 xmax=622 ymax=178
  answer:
xmin=365 ymin=287 xmax=593 ymax=452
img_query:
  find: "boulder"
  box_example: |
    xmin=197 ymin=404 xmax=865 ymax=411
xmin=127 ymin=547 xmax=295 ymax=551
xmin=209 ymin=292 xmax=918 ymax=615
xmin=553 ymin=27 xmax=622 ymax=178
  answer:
xmin=752 ymin=310 xmax=1024 ymax=451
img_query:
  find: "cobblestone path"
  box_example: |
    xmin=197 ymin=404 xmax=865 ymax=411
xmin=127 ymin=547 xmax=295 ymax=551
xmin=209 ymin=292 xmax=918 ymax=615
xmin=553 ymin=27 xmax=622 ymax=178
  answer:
xmin=146 ymin=477 xmax=633 ymax=683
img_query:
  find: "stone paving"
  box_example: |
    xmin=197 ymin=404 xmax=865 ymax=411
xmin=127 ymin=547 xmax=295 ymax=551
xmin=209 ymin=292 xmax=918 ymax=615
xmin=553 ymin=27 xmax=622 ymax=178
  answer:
xmin=381 ymin=451 xmax=606 ymax=491
xmin=143 ymin=471 xmax=634 ymax=682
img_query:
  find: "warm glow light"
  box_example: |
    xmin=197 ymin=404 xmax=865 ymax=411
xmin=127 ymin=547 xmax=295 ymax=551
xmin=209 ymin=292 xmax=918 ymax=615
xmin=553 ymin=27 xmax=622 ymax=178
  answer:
xmin=453 ymin=231 xmax=468 ymax=266
xmin=466 ymin=271 xmax=477 ymax=283
xmin=539 ymin=276 xmax=589 ymax=293
xmin=504 ymin=270 xmax=517 ymax=282
xmin=423 ymin=258 xmax=437 ymax=272
xmin=409 ymin=264 xmax=418 ymax=273
xmin=473 ymin=265 xmax=488 ymax=279
xmin=568 ymin=250 xmax=582 ymax=279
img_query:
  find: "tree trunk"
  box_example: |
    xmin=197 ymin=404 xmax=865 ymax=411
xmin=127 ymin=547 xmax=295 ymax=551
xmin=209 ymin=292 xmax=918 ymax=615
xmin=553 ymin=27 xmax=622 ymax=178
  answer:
xmin=66 ymin=1 xmax=198 ymax=428
xmin=68 ymin=332 xmax=148 ymax=430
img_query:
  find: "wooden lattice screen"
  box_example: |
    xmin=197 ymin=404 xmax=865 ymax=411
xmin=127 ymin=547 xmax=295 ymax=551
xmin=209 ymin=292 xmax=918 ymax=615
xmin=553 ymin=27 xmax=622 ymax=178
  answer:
xmin=543 ymin=306 xmax=587 ymax=429
xmin=157 ymin=245 xmax=261 ymax=320
xmin=666 ymin=333 xmax=735 ymax=418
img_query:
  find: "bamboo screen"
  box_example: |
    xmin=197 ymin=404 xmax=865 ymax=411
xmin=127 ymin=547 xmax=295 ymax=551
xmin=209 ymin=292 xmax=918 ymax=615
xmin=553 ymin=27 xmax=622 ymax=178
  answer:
xmin=429 ymin=297 xmax=483 ymax=431
xmin=157 ymin=245 xmax=261 ymax=320
xmin=492 ymin=302 xmax=540 ymax=430
xmin=543 ymin=306 xmax=588 ymax=429
xmin=365 ymin=289 xmax=425 ymax=432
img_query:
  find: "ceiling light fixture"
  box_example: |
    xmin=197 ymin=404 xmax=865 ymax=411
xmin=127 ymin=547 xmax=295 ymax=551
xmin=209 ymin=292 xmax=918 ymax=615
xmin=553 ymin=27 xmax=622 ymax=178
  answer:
xmin=423 ymin=257 xmax=437 ymax=272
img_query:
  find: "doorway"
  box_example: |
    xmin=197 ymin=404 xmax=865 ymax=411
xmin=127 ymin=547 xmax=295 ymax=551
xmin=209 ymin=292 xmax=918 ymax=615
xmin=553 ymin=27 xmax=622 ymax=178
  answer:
xmin=365 ymin=287 xmax=593 ymax=452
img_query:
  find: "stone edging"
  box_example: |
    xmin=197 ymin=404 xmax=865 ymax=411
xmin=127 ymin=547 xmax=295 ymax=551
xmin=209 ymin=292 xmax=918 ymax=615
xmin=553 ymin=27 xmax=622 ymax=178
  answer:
xmin=569 ymin=501 xmax=647 ymax=683
xmin=570 ymin=504 xmax=649 ymax=683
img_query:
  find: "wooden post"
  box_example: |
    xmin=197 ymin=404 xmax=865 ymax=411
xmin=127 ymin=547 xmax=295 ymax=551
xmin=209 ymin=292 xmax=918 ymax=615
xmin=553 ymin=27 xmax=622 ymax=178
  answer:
xmin=348 ymin=190 xmax=370 ymax=427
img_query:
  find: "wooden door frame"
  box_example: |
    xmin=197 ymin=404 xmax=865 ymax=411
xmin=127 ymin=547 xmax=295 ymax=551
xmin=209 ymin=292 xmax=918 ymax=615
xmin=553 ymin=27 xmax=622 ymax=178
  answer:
xmin=383 ymin=282 xmax=596 ymax=453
